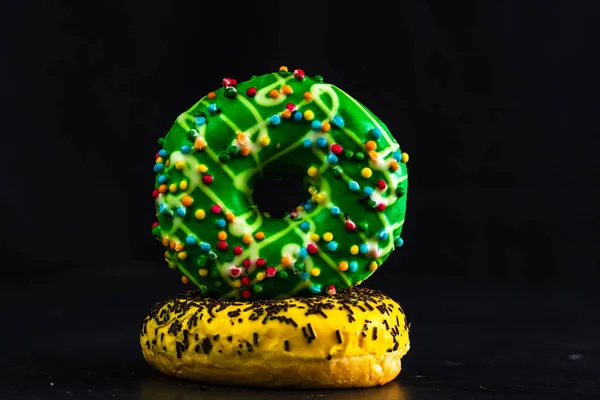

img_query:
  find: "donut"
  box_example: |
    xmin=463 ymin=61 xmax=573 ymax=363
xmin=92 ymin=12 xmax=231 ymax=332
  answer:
xmin=140 ymin=287 xmax=410 ymax=388
xmin=151 ymin=66 xmax=409 ymax=300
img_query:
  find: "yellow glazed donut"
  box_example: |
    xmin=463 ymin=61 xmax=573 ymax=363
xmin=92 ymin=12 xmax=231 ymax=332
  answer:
xmin=140 ymin=287 xmax=410 ymax=388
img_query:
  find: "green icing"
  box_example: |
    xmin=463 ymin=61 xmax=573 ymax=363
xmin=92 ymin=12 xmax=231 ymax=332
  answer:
xmin=152 ymin=69 xmax=408 ymax=300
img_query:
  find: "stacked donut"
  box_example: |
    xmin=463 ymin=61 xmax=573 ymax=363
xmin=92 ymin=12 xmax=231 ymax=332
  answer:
xmin=142 ymin=67 xmax=410 ymax=388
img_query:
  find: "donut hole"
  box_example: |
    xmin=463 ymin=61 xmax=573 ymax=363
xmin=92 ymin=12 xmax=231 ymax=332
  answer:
xmin=252 ymin=173 xmax=307 ymax=218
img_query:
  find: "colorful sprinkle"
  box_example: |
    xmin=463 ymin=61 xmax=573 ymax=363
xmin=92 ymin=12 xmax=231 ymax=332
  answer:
xmin=311 ymin=120 xmax=322 ymax=131
xmin=377 ymin=180 xmax=387 ymax=190
xmin=369 ymin=261 xmax=379 ymax=272
xmin=200 ymin=242 xmax=211 ymax=251
xmin=256 ymin=258 xmax=266 ymax=267
xmin=207 ymin=91 xmax=216 ymax=99
xmin=330 ymin=206 xmax=341 ymax=215
xmin=310 ymin=284 xmax=322 ymax=294
xmin=158 ymin=149 xmax=168 ymax=158
xmin=370 ymin=128 xmax=382 ymax=140
xmin=217 ymin=231 xmax=227 ymax=241
xmin=229 ymin=266 xmax=242 ymax=278
xmin=376 ymin=203 xmax=386 ymax=212
xmin=259 ymin=135 xmax=271 ymax=146
xmin=185 ymin=235 xmax=197 ymax=245
xmin=181 ymin=195 xmax=193 ymax=207
xmin=181 ymin=276 xmax=189 ymax=284
xmin=211 ymin=204 xmax=222 ymax=214
xmin=176 ymin=206 xmax=186 ymax=217
xmin=269 ymin=115 xmax=281 ymax=125
xmin=281 ymin=255 xmax=293 ymax=267
xmin=321 ymin=121 xmax=331 ymax=132
xmin=348 ymin=261 xmax=358 ymax=272
xmin=178 ymin=252 xmax=187 ymax=260
xmin=395 ymin=237 xmax=404 ymax=247
xmin=242 ymin=290 xmax=252 ymax=299
xmin=349 ymin=181 xmax=360 ymax=191
xmin=293 ymin=111 xmax=303 ymax=121
xmin=378 ymin=229 xmax=389 ymax=240
xmin=310 ymin=233 xmax=320 ymax=242
xmin=338 ymin=261 xmax=349 ymax=271
xmin=195 ymin=116 xmax=206 ymax=126
xmin=326 ymin=153 xmax=338 ymax=164
xmin=202 ymin=174 xmax=213 ymax=185
xmin=242 ymin=234 xmax=252 ymax=244
xmin=327 ymin=241 xmax=338 ymax=251
xmin=345 ymin=221 xmax=356 ymax=231
xmin=232 ymin=280 xmax=242 ymax=288
xmin=307 ymin=243 xmax=318 ymax=254
xmin=300 ymin=221 xmax=310 ymax=231
xmin=310 ymin=268 xmax=321 ymax=277
xmin=298 ymin=248 xmax=308 ymax=259
xmin=217 ymin=241 xmax=228 ymax=251
xmin=323 ymin=232 xmax=334 ymax=242
xmin=194 ymin=209 xmax=206 ymax=220
xmin=208 ymin=104 xmax=218 ymax=114
xmin=307 ymin=166 xmax=318 ymax=177
xmin=265 ymin=266 xmax=277 ymax=277
xmin=199 ymin=268 xmax=208 ymax=276
xmin=180 ymin=145 xmax=191 ymax=154
xmin=363 ymin=186 xmax=374 ymax=196
xmin=390 ymin=161 xmax=400 ymax=171
xmin=285 ymin=102 xmax=298 ymax=112
xmin=331 ymin=115 xmax=344 ymax=127
xmin=316 ymin=137 xmax=327 ymax=148
xmin=361 ymin=168 xmax=373 ymax=178
xmin=303 ymin=110 xmax=314 ymax=121
xmin=269 ymin=89 xmax=280 ymax=99
xmin=153 ymin=163 xmax=164 ymax=173
xmin=256 ymin=272 xmax=265 ymax=281
xmin=282 ymin=85 xmax=293 ymax=95
xmin=365 ymin=141 xmax=377 ymax=151
xmin=359 ymin=243 xmax=369 ymax=254
xmin=327 ymin=285 xmax=336 ymax=296
xmin=294 ymin=69 xmax=306 ymax=80
xmin=253 ymin=284 xmax=263 ymax=293
xmin=255 ymin=231 xmax=265 ymax=240
xmin=300 ymin=272 xmax=309 ymax=281
xmin=246 ymin=87 xmax=257 ymax=97
xmin=241 ymin=276 xmax=251 ymax=286
xmin=401 ymin=152 xmax=410 ymax=163
xmin=302 ymin=139 xmax=312 ymax=148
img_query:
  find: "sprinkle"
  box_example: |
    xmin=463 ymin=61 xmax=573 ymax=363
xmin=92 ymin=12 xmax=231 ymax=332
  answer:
xmin=392 ymin=151 xmax=401 ymax=161
xmin=211 ymin=205 xmax=222 ymax=214
xmin=254 ymin=231 xmax=265 ymax=240
xmin=327 ymin=241 xmax=338 ymax=251
xmin=158 ymin=185 xmax=167 ymax=193
xmin=323 ymin=232 xmax=333 ymax=242
xmin=310 ymin=233 xmax=320 ymax=242
xmin=225 ymin=212 xmax=236 ymax=223
xmin=316 ymin=137 xmax=327 ymax=148
xmin=395 ymin=237 xmax=404 ymax=247
xmin=376 ymin=203 xmax=386 ymax=212
xmin=194 ymin=138 xmax=206 ymax=150
xmin=314 ymin=193 xmax=326 ymax=204
xmin=298 ymin=248 xmax=308 ymax=259
xmin=321 ymin=121 xmax=331 ymax=132
xmin=217 ymin=241 xmax=228 ymax=251
xmin=269 ymin=115 xmax=281 ymax=125
xmin=300 ymin=221 xmax=310 ymax=231
xmin=348 ymin=181 xmax=360 ymax=191
xmin=293 ymin=111 xmax=303 ymax=121
xmin=202 ymin=175 xmax=213 ymax=185
xmin=195 ymin=209 xmax=206 ymax=220
xmin=256 ymin=272 xmax=265 ymax=281
xmin=175 ymin=160 xmax=186 ymax=171
xmin=180 ymin=145 xmax=191 ymax=154
xmin=281 ymin=111 xmax=291 ymax=119
xmin=242 ymin=259 xmax=252 ymax=269
xmin=181 ymin=276 xmax=189 ymax=284
xmin=361 ymin=168 xmax=373 ymax=178
xmin=310 ymin=268 xmax=321 ymax=277
xmin=331 ymin=115 xmax=344 ymax=127
xmin=222 ymin=78 xmax=237 ymax=87
xmin=229 ymin=266 xmax=242 ymax=278
xmin=207 ymin=91 xmax=216 ymax=99
xmin=179 ymin=180 xmax=188 ymax=190
xmin=390 ymin=161 xmax=400 ymax=171
xmin=348 ymin=261 xmax=358 ymax=272
xmin=157 ymin=175 xmax=167 ymax=184
xmin=355 ymin=152 xmax=365 ymax=161
xmin=345 ymin=221 xmax=356 ymax=231
xmin=294 ymin=261 xmax=305 ymax=271
xmin=284 ymin=340 xmax=290 ymax=351
xmin=359 ymin=243 xmax=369 ymax=254
xmin=282 ymin=85 xmax=293 ymax=95
xmin=242 ymin=290 xmax=251 ymax=299
xmin=259 ymin=135 xmax=271 ymax=146
xmin=377 ymin=180 xmax=387 ymax=190
xmin=199 ymin=268 xmax=208 ymax=276
xmin=175 ymin=243 xmax=185 ymax=251
xmin=336 ymin=330 xmax=343 ymax=344
xmin=232 ymin=279 xmax=242 ymax=288
xmin=256 ymin=258 xmax=266 ymax=267
xmin=169 ymin=183 xmax=178 ymax=193
xmin=269 ymin=89 xmax=280 ymax=99
xmin=176 ymin=206 xmax=186 ymax=217
xmin=370 ymin=128 xmax=382 ymax=140
xmin=401 ymin=152 xmax=410 ymax=163
xmin=332 ymin=167 xmax=342 ymax=178
xmin=208 ymin=104 xmax=218 ymax=114
xmin=378 ymin=230 xmax=389 ymax=240
xmin=217 ymin=231 xmax=227 ymax=241
xmin=195 ymin=116 xmax=206 ymax=126
xmin=330 ymin=144 xmax=343 ymax=155
xmin=369 ymin=151 xmax=379 ymax=161
xmin=253 ymin=284 xmax=263 ymax=293
xmin=281 ymin=255 xmax=293 ymax=267
xmin=303 ymin=110 xmax=314 ymax=121
xmin=294 ymin=69 xmax=306 ymax=80
xmin=265 ymin=266 xmax=277 ymax=277
xmin=311 ymin=120 xmax=322 ymax=131
xmin=338 ymin=261 xmax=349 ymax=271
xmin=365 ymin=141 xmax=377 ymax=151
xmin=369 ymin=261 xmax=379 ymax=271
xmin=279 ymin=270 xmax=288 ymax=279
xmin=242 ymin=234 xmax=252 ymax=244
xmin=363 ymin=186 xmax=374 ymax=196
xmin=246 ymin=87 xmax=257 ymax=97
xmin=178 ymin=251 xmax=187 ymax=260
xmin=181 ymin=195 xmax=193 ymax=207
xmin=307 ymin=167 xmax=318 ymax=177
xmin=240 ymin=147 xmax=250 ymax=156
xmin=233 ymin=246 xmax=243 ymax=256
xmin=302 ymin=139 xmax=312 ymax=148
xmin=241 ymin=276 xmax=251 ymax=286
xmin=185 ymin=235 xmax=197 ymax=245
xmin=327 ymin=285 xmax=336 ymax=296
xmin=307 ymin=243 xmax=318 ymax=254
xmin=330 ymin=206 xmax=341 ymax=215
xmin=158 ymin=149 xmax=168 ymax=158
xmin=310 ymin=284 xmax=321 ymax=294
xmin=200 ymin=242 xmax=211 ymax=251
xmin=326 ymin=153 xmax=338 ymax=164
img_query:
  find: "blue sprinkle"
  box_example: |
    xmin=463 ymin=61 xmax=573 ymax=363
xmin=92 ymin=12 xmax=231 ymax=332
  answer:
xmin=326 ymin=153 xmax=338 ymax=164
xmin=293 ymin=111 xmax=303 ymax=121
xmin=348 ymin=181 xmax=360 ymax=191
xmin=300 ymin=271 xmax=310 ymax=281
xmin=176 ymin=206 xmax=186 ymax=217
xmin=378 ymin=230 xmax=389 ymax=240
xmin=158 ymin=204 xmax=167 ymax=212
xmin=348 ymin=261 xmax=358 ymax=272
xmin=359 ymin=243 xmax=369 ymax=254
xmin=363 ymin=186 xmax=374 ymax=196
xmin=330 ymin=206 xmax=341 ymax=215
xmin=392 ymin=151 xmax=401 ymax=161
xmin=300 ymin=221 xmax=310 ymax=231
xmin=217 ymin=219 xmax=226 ymax=228
xmin=185 ymin=235 xmax=197 ymax=245
xmin=311 ymin=120 xmax=322 ymax=131
xmin=302 ymin=139 xmax=312 ymax=148
xmin=327 ymin=241 xmax=338 ymax=251
xmin=269 ymin=115 xmax=281 ymax=125
xmin=316 ymin=137 xmax=327 ymax=148
xmin=331 ymin=115 xmax=345 ymax=127
xmin=310 ymin=284 xmax=322 ymax=294
xmin=303 ymin=202 xmax=313 ymax=211
xmin=153 ymin=163 xmax=165 ymax=172
xmin=157 ymin=175 xmax=167 ymax=184
xmin=180 ymin=145 xmax=191 ymax=154
xmin=158 ymin=149 xmax=168 ymax=158
xmin=200 ymin=242 xmax=211 ymax=251
xmin=371 ymin=128 xmax=382 ymax=140
xmin=208 ymin=104 xmax=218 ymax=115
xmin=195 ymin=116 xmax=206 ymax=125
xmin=298 ymin=248 xmax=309 ymax=259
xmin=395 ymin=237 xmax=404 ymax=247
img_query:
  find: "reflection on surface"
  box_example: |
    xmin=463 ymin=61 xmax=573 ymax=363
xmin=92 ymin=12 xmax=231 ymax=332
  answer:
xmin=139 ymin=374 xmax=412 ymax=400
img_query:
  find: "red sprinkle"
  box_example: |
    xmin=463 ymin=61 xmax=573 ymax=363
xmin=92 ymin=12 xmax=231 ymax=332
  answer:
xmin=217 ymin=241 xmax=228 ymax=251
xmin=285 ymin=103 xmax=298 ymax=112
xmin=241 ymin=276 xmax=251 ymax=286
xmin=152 ymin=222 xmax=159 ymax=228
xmin=211 ymin=204 xmax=222 ymax=214
xmin=376 ymin=179 xmax=387 ymax=190
xmin=256 ymin=258 xmax=266 ymax=267
xmin=330 ymin=144 xmax=343 ymax=155
xmin=293 ymin=69 xmax=305 ymax=80
xmin=242 ymin=289 xmax=252 ymax=299
xmin=222 ymin=78 xmax=237 ymax=87
xmin=327 ymin=285 xmax=336 ymax=295
xmin=265 ymin=266 xmax=277 ymax=277
xmin=307 ymin=243 xmax=318 ymax=254
xmin=345 ymin=221 xmax=356 ymax=231
xmin=230 ymin=266 xmax=242 ymax=278
xmin=233 ymin=246 xmax=243 ymax=255
xmin=376 ymin=203 xmax=386 ymax=212
xmin=152 ymin=189 xmax=159 ymax=198
xmin=242 ymin=259 xmax=252 ymax=269
xmin=246 ymin=87 xmax=257 ymax=97
xmin=155 ymin=152 xmax=160 ymax=159
xmin=202 ymin=174 xmax=213 ymax=185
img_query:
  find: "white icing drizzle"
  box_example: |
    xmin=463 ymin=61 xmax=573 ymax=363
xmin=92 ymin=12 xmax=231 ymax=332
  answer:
xmin=254 ymin=73 xmax=294 ymax=107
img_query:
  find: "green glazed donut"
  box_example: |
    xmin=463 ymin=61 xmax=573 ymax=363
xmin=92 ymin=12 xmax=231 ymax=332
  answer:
xmin=152 ymin=67 xmax=409 ymax=300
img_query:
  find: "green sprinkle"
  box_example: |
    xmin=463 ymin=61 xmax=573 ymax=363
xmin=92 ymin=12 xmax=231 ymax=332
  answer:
xmin=197 ymin=255 xmax=208 ymax=267
xmin=152 ymin=226 xmax=160 ymax=237
xmin=294 ymin=261 xmax=305 ymax=271
xmin=313 ymin=75 xmax=324 ymax=83
xmin=157 ymin=137 xmax=165 ymax=146
xmin=332 ymin=167 xmax=342 ymax=178
xmin=228 ymin=146 xmax=239 ymax=156
xmin=355 ymin=152 xmax=365 ymax=161
xmin=200 ymin=286 xmax=209 ymax=296
xmin=397 ymin=187 xmax=405 ymax=197
xmin=279 ymin=270 xmax=288 ymax=279
xmin=187 ymin=129 xmax=198 ymax=141
xmin=210 ymin=269 xmax=220 ymax=278
xmin=208 ymin=251 xmax=218 ymax=260
xmin=225 ymin=254 xmax=234 ymax=262
xmin=358 ymin=221 xmax=369 ymax=232
xmin=367 ymin=200 xmax=377 ymax=208
xmin=219 ymin=152 xmax=230 ymax=163
xmin=253 ymin=284 xmax=263 ymax=293
xmin=343 ymin=150 xmax=354 ymax=159
xmin=279 ymin=70 xmax=291 ymax=77
xmin=224 ymin=86 xmax=237 ymax=98
xmin=214 ymin=281 xmax=222 ymax=287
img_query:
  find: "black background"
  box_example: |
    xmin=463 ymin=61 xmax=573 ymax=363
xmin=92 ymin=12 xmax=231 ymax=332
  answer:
xmin=1 ymin=1 xmax=599 ymax=399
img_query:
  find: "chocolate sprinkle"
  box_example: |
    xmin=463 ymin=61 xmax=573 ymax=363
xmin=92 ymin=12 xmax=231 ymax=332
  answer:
xmin=373 ymin=327 xmax=378 ymax=340
xmin=335 ymin=330 xmax=343 ymax=344
xmin=284 ymin=340 xmax=290 ymax=351
xmin=253 ymin=332 xmax=259 ymax=346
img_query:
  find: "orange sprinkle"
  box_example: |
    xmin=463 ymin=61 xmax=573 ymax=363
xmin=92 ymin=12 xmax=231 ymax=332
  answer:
xmin=254 ymin=231 xmax=265 ymax=240
xmin=181 ymin=276 xmax=189 ymax=284
xmin=207 ymin=91 xmax=216 ymax=99
xmin=161 ymin=237 xmax=169 ymax=247
xmin=218 ymin=231 xmax=227 ymax=241
xmin=269 ymin=89 xmax=280 ymax=99
xmin=169 ymin=241 xmax=176 ymax=250
xmin=225 ymin=211 xmax=236 ymax=223
xmin=369 ymin=150 xmax=379 ymax=161
xmin=181 ymin=195 xmax=193 ymax=207
xmin=281 ymin=110 xmax=292 ymax=119
xmin=242 ymin=233 xmax=252 ymax=244
xmin=365 ymin=140 xmax=377 ymax=151
xmin=303 ymin=91 xmax=313 ymax=101
xmin=175 ymin=243 xmax=185 ymax=252
xmin=282 ymin=85 xmax=293 ymax=95
xmin=240 ymin=147 xmax=250 ymax=157
xmin=165 ymin=160 xmax=170 ymax=166
xmin=158 ymin=184 xmax=167 ymax=193
xmin=321 ymin=121 xmax=331 ymax=132
xmin=236 ymin=132 xmax=247 ymax=144
xmin=390 ymin=160 xmax=400 ymax=171
xmin=194 ymin=138 xmax=206 ymax=150
xmin=281 ymin=255 xmax=293 ymax=268
xmin=279 ymin=65 xmax=288 ymax=72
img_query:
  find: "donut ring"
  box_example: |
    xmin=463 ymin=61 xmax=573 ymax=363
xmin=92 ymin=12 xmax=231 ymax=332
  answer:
xmin=152 ymin=67 xmax=409 ymax=300
xmin=140 ymin=287 xmax=410 ymax=388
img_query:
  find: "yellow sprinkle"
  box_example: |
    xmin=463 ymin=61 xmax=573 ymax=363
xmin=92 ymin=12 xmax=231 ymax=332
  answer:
xmin=181 ymin=275 xmax=189 ymax=284
xmin=390 ymin=160 xmax=400 ymax=171
xmin=218 ymin=231 xmax=227 ymax=241
xmin=179 ymin=180 xmax=188 ymax=190
xmin=361 ymin=168 xmax=373 ymax=178
xmin=181 ymin=195 xmax=193 ymax=207
xmin=338 ymin=261 xmax=349 ymax=271
xmin=369 ymin=261 xmax=379 ymax=271
xmin=401 ymin=152 xmax=410 ymax=163
xmin=175 ymin=243 xmax=185 ymax=252
xmin=281 ymin=110 xmax=292 ymax=119
xmin=156 ymin=157 xmax=163 ymax=163
xmin=307 ymin=166 xmax=318 ymax=177
xmin=323 ymin=232 xmax=334 ymax=242
xmin=310 ymin=233 xmax=320 ymax=242
xmin=194 ymin=138 xmax=206 ymax=150
xmin=321 ymin=121 xmax=331 ymax=132
xmin=225 ymin=211 xmax=236 ymax=223
xmin=196 ymin=164 xmax=208 ymax=173
xmin=281 ymin=256 xmax=293 ymax=267
xmin=308 ymin=186 xmax=318 ymax=195
xmin=232 ymin=279 xmax=242 ymax=288
xmin=162 ymin=237 xmax=169 ymax=246
xmin=282 ymin=85 xmax=293 ymax=95
xmin=259 ymin=135 xmax=271 ymax=146
xmin=269 ymin=89 xmax=280 ymax=99
xmin=303 ymin=110 xmax=314 ymax=121
xmin=207 ymin=91 xmax=216 ymax=99
xmin=303 ymin=91 xmax=313 ymax=101
xmin=168 ymin=260 xmax=177 ymax=269
xmin=279 ymin=65 xmax=288 ymax=72
xmin=169 ymin=183 xmax=178 ymax=193
xmin=164 ymin=251 xmax=170 ymax=258
xmin=158 ymin=184 xmax=167 ymax=193
xmin=314 ymin=193 xmax=326 ymax=204
xmin=242 ymin=233 xmax=252 ymax=244
xmin=350 ymin=245 xmax=359 ymax=255
xmin=296 ymin=205 xmax=304 ymax=212
xmin=178 ymin=251 xmax=188 ymax=260
xmin=264 ymin=211 xmax=271 ymax=218
xmin=310 ymin=268 xmax=321 ymax=277
xmin=199 ymin=268 xmax=208 ymax=277
xmin=256 ymin=272 xmax=265 ymax=281
xmin=255 ymin=231 xmax=265 ymax=240
xmin=175 ymin=160 xmax=186 ymax=170
xmin=311 ymin=194 xmax=317 ymax=202
xmin=194 ymin=209 xmax=206 ymax=220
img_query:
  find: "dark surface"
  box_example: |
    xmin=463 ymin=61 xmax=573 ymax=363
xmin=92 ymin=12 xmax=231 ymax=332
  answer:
xmin=1 ymin=263 xmax=598 ymax=400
